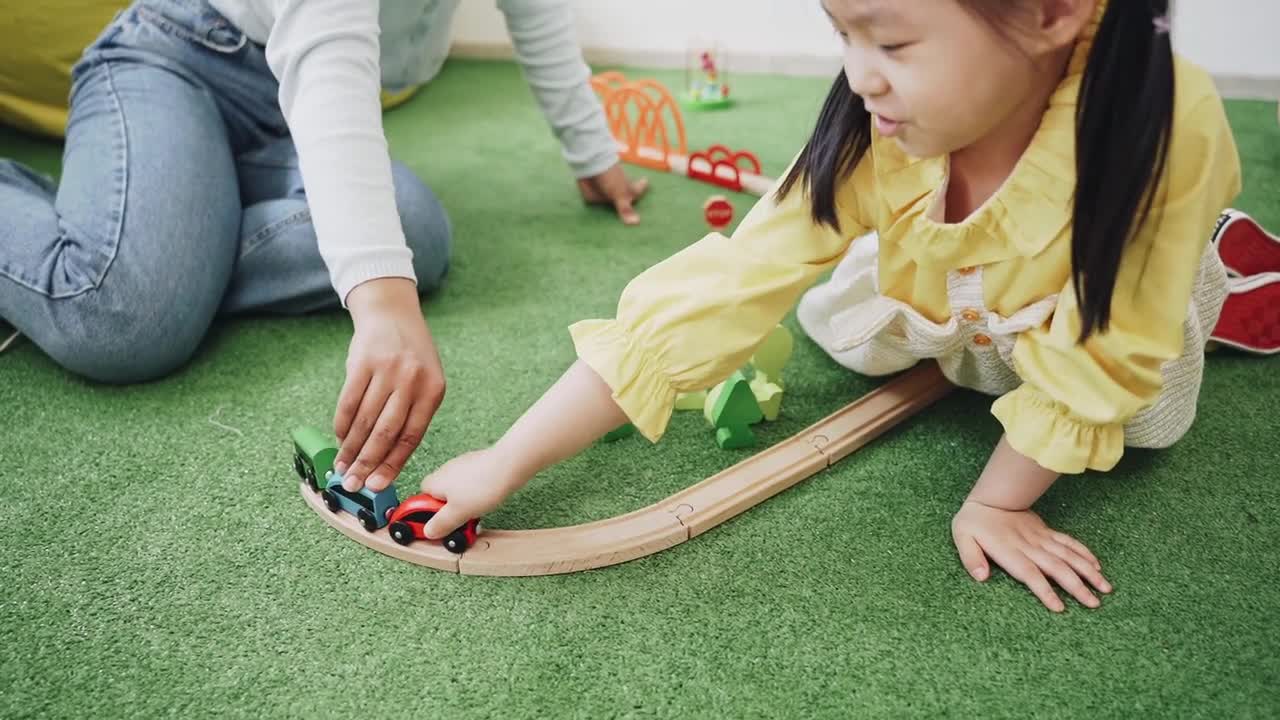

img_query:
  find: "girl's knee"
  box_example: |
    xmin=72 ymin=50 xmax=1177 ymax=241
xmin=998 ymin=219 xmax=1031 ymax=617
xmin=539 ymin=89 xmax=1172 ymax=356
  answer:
xmin=390 ymin=162 xmax=452 ymax=293
xmin=1124 ymin=412 xmax=1194 ymax=450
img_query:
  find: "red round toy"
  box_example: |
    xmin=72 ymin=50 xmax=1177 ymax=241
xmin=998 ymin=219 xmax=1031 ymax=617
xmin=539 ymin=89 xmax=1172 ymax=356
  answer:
xmin=704 ymin=195 xmax=733 ymax=230
xmin=387 ymin=493 xmax=481 ymax=553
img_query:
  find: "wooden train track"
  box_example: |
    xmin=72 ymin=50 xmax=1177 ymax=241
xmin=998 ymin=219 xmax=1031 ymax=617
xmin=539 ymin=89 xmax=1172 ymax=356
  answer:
xmin=300 ymin=362 xmax=953 ymax=576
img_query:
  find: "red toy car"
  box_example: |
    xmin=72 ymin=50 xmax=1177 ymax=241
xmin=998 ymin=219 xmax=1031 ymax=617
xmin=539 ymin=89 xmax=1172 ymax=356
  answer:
xmin=387 ymin=493 xmax=480 ymax=554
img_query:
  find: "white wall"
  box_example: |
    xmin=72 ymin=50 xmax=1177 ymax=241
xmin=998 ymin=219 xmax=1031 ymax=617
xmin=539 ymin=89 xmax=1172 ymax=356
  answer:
xmin=449 ymin=0 xmax=1280 ymax=98
xmin=1171 ymin=1 xmax=1280 ymax=95
xmin=448 ymin=0 xmax=844 ymax=75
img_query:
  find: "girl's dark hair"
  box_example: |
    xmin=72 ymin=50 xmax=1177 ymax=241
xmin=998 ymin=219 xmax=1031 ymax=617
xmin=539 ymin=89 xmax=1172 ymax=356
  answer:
xmin=775 ymin=68 xmax=871 ymax=230
xmin=776 ymin=0 xmax=1175 ymax=342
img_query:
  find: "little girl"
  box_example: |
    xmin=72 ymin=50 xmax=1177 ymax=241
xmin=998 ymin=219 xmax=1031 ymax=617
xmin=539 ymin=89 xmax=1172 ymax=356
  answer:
xmin=408 ymin=0 xmax=1242 ymax=612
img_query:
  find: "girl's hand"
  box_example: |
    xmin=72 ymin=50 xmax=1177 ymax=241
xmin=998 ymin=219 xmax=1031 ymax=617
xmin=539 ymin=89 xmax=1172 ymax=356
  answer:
xmin=418 ymin=448 xmax=525 ymax=539
xmin=577 ymin=163 xmax=649 ymax=225
xmin=333 ymin=278 xmax=445 ymax=493
xmin=951 ymin=500 xmax=1113 ymax=612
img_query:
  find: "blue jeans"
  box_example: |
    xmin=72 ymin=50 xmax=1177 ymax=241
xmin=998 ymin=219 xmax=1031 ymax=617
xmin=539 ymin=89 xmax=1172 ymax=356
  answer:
xmin=0 ymin=0 xmax=452 ymax=383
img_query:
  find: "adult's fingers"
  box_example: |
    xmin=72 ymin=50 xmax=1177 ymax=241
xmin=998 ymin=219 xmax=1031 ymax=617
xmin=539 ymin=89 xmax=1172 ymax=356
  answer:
xmin=613 ymin=194 xmax=640 ymax=225
xmin=333 ymin=363 xmax=373 ymax=466
xmin=335 ymin=372 xmax=394 ymax=489
xmin=628 ymin=176 xmax=650 ymax=203
xmin=348 ymin=390 xmax=411 ymax=492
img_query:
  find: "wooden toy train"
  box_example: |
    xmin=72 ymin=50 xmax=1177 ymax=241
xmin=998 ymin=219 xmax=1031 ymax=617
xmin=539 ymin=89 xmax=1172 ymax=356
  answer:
xmin=291 ymin=426 xmax=479 ymax=553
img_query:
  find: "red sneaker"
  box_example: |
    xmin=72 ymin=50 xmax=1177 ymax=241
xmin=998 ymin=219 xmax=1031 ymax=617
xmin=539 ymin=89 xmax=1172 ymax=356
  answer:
xmin=1210 ymin=272 xmax=1280 ymax=355
xmin=1212 ymin=209 xmax=1280 ymax=277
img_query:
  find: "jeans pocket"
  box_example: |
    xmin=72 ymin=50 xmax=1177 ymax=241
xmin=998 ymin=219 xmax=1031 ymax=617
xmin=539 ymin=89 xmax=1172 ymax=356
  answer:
xmin=135 ymin=1 xmax=248 ymax=54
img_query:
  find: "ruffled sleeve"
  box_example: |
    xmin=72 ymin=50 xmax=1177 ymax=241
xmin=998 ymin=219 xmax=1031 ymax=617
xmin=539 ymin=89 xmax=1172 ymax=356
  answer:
xmin=992 ymin=81 xmax=1242 ymax=474
xmin=569 ymin=156 xmax=877 ymax=441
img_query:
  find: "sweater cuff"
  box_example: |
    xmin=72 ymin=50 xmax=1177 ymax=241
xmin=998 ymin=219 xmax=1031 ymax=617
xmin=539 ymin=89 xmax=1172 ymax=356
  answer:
xmin=560 ymin=124 xmax=622 ymax=179
xmin=568 ymin=318 xmax=678 ymax=442
xmin=991 ymin=384 xmax=1125 ymax=474
xmin=333 ymin=250 xmax=418 ymax=308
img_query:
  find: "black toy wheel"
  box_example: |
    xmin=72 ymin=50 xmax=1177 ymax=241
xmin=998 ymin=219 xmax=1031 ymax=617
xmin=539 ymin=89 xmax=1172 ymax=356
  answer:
xmin=322 ymin=490 xmax=340 ymax=513
xmin=443 ymin=529 xmax=469 ymax=554
xmin=306 ymin=466 xmax=319 ymax=492
xmin=389 ymin=522 xmax=413 ymax=546
xmin=358 ymin=509 xmax=378 ymax=532
xmin=292 ymin=453 xmax=305 ymax=480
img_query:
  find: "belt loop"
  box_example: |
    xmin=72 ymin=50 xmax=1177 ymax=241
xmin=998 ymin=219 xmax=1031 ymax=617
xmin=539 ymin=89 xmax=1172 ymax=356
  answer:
xmin=205 ymin=21 xmax=248 ymax=52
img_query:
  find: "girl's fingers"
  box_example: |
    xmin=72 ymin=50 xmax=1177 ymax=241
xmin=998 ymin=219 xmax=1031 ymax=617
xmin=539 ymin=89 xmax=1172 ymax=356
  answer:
xmin=954 ymin=533 xmax=990 ymax=581
xmin=975 ymin=537 xmax=1064 ymax=612
xmin=419 ymin=464 xmax=448 ymax=497
xmin=1051 ymin=531 xmax=1101 ymax=569
xmin=1028 ymin=547 xmax=1100 ymax=609
xmin=1013 ymin=560 xmax=1066 ymax=613
xmin=613 ymin=196 xmax=639 ymax=225
xmin=1042 ymin=539 xmax=1112 ymax=594
xmin=422 ymin=500 xmax=471 ymax=540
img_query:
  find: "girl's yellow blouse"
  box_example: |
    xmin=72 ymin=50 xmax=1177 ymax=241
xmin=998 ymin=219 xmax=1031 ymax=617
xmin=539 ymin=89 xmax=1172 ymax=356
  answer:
xmin=569 ymin=24 xmax=1241 ymax=475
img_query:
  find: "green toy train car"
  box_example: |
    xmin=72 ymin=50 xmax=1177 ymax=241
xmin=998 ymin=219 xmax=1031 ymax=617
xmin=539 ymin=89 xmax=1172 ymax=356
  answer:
xmin=291 ymin=426 xmax=338 ymax=491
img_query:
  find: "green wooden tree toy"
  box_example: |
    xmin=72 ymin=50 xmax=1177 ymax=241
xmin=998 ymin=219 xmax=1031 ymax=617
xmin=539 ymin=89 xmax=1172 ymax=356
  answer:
xmin=751 ymin=324 xmax=793 ymax=389
xmin=749 ymin=373 xmax=783 ymax=421
xmin=707 ymin=370 xmax=764 ymax=449
xmin=674 ymin=390 xmax=708 ymax=411
xmin=602 ymin=422 xmax=637 ymax=442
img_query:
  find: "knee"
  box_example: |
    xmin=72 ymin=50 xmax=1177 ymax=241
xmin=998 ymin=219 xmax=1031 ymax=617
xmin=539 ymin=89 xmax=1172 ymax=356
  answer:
xmin=1124 ymin=406 xmax=1196 ymax=451
xmin=390 ymin=162 xmax=452 ymax=294
xmin=1127 ymin=423 xmax=1191 ymax=451
xmin=41 ymin=283 xmax=217 ymax=385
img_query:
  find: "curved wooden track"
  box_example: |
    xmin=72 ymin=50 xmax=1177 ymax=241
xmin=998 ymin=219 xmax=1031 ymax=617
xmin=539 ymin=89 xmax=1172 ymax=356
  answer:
xmin=301 ymin=363 xmax=953 ymax=576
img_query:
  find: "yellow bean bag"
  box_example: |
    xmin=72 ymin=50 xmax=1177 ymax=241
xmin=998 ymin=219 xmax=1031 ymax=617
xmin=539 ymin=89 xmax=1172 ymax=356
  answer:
xmin=0 ymin=2 xmax=129 ymax=138
xmin=0 ymin=2 xmax=419 ymax=139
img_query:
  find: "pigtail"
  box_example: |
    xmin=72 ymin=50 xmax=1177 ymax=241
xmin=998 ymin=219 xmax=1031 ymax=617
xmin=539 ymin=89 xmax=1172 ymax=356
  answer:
xmin=775 ymin=69 xmax=872 ymax=231
xmin=1071 ymin=0 xmax=1175 ymax=340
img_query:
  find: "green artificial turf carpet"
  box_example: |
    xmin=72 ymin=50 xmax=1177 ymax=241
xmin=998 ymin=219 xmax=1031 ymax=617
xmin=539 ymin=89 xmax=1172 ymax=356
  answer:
xmin=2 ymin=60 xmax=1278 ymax=718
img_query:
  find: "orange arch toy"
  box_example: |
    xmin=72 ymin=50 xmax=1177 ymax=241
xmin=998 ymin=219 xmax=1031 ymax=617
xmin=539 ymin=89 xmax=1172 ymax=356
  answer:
xmin=591 ymin=73 xmax=688 ymax=171
xmin=591 ymin=71 xmax=774 ymax=196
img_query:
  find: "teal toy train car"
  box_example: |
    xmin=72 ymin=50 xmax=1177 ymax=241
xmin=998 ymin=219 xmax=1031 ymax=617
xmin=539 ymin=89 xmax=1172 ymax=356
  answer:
xmin=291 ymin=426 xmax=400 ymax=532
xmin=321 ymin=470 xmax=401 ymax=532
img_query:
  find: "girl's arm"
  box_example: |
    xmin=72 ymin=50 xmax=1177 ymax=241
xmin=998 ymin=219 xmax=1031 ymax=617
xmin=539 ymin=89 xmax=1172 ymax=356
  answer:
xmin=418 ymin=360 xmax=626 ymax=539
xmin=497 ymin=360 xmax=629 ymax=481
xmin=956 ymin=85 xmax=1240 ymax=612
xmin=416 ymin=157 xmax=878 ymax=539
xmin=966 ymin=435 xmax=1060 ymax=510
